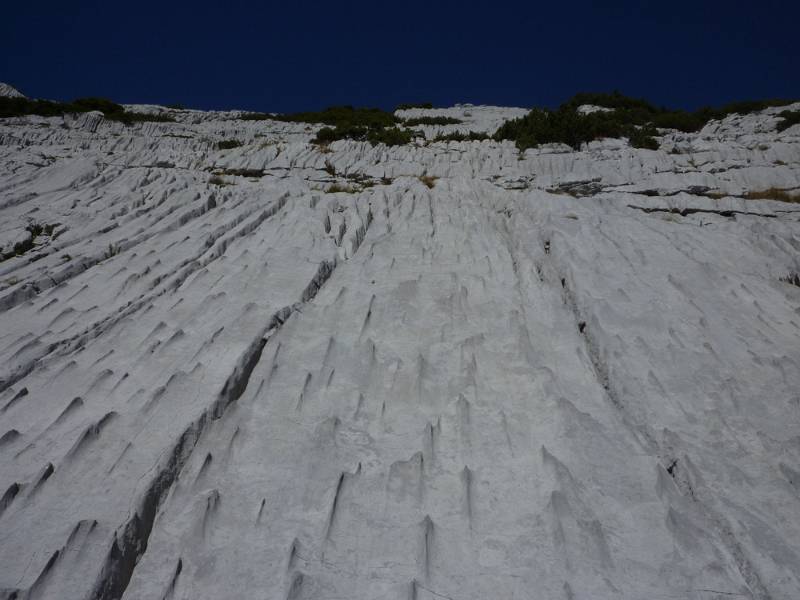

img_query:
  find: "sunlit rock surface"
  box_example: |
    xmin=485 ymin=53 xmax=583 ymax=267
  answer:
xmin=0 ymin=83 xmax=25 ymax=98
xmin=1 ymin=93 xmax=800 ymax=600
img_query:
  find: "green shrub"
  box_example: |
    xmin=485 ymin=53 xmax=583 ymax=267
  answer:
xmin=217 ymin=139 xmax=243 ymax=150
xmin=275 ymin=105 xmax=398 ymax=129
xmin=0 ymin=97 xmax=65 ymax=119
xmin=628 ymin=127 xmax=660 ymax=150
xmin=433 ymin=131 xmax=490 ymax=142
xmin=718 ymin=99 xmax=795 ymax=115
xmin=0 ymin=221 xmax=58 ymax=262
xmin=560 ymin=91 xmax=659 ymax=113
xmin=402 ymin=116 xmax=462 ymax=126
xmin=494 ymin=108 xmax=638 ymax=150
xmin=396 ymin=102 xmax=433 ymax=110
xmin=314 ymin=126 xmax=348 ymax=145
xmin=313 ymin=125 xmax=412 ymax=146
xmin=310 ymin=122 xmax=413 ymax=147
xmin=776 ymin=110 xmax=800 ymax=132
xmin=494 ymin=92 xmax=799 ymax=151
xmin=560 ymin=92 xmax=795 ymax=131
xmin=367 ymin=127 xmax=413 ymax=146
xmin=0 ymin=96 xmax=175 ymax=124
xmin=264 ymin=106 xmax=412 ymax=146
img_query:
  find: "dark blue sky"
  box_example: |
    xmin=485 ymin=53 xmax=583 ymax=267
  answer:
xmin=2 ymin=0 xmax=798 ymax=112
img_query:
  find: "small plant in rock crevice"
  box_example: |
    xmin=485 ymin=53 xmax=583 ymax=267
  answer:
xmin=209 ymin=174 xmax=234 ymax=186
xmin=742 ymin=188 xmax=800 ymax=203
xmin=327 ymin=183 xmax=357 ymax=194
xmin=419 ymin=174 xmax=437 ymax=189
xmin=0 ymin=221 xmax=59 ymax=262
xmin=779 ymin=273 xmax=800 ymax=287
xmin=104 ymin=243 xmax=120 ymax=259
xmin=217 ymin=139 xmax=243 ymax=150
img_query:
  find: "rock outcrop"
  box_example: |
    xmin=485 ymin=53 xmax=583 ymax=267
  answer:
xmin=0 ymin=100 xmax=799 ymax=600
xmin=0 ymin=82 xmax=26 ymax=98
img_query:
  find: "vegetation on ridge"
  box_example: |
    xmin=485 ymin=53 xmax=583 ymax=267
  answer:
xmin=217 ymin=139 xmax=243 ymax=150
xmin=0 ymin=96 xmax=175 ymax=125
xmin=273 ymin=106 xmax=399 ymax=129
xmin=401 ymin=116 xmax=462 ymax=126
xmin=395 ymin=102 xmax=434 ymax=110
xmin=776 ymin=110 xmax=800 ymax=132
xmin=433 ymin=131 xmax=490 ymax=143
xmin=495 ymin=91 xmax=798 ymax=152
xmin=261 ymin=105 xmax=412 ymax=146
xmin=493 ymin=107 xmax=656 ymax=150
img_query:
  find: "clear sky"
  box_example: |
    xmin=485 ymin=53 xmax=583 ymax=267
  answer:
xmin=2 ymin=0 xmax=797 ymax=113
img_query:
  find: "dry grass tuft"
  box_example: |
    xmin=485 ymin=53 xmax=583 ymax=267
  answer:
xmin=742 ymin=188 xmax=800 ymax=203
xmin=327 ymin=183 xmax=356 ymax=194
xmin=209 ymin=175 xmax=233 ymax=186
xmin=419 ymin=175 xmax=437 ymax=189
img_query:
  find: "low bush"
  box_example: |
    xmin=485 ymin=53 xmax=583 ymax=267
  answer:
xmin=368 ymin=127 xmax=413 ymax=146
xmin=628 ymin=127 xmax=659 ymax=150
xmin=494 ymin=92 xmax=799 ymax=151
xmin=275 ymin=105 xmax=398 ymax=129
xmin=217 ymin=139 xmax=243 ymax=150
xmin=561 ymin=91 xmax=795 ymax=131
xmin=718 ymin=99 xmax=796 ymax=115
xmin=776 ymin=110 xmax=800 ymax=132
xmin=313 ymin=124 xmax=412 ymax=147
xmin=432 ymin=131 xmax=490 ymax=143
xmin=494 ymin=108 xmax=646 ymax=150
xmin=650 ymin=110 xmax=709 ymax=132
xmin=396 ymin=102 xmax=433 ymax=110
xmin=402 ymin=116 xmax=462 ymax=126
xmin=561 ymin=91 xmax=660 ymax=113
xmin=0 ymin=96 xmax=175 ymax=124
xmin=261 ymin=105 xmax=411 ymax=146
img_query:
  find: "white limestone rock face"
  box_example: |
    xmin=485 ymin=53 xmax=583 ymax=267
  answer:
xmin=0 ymin=83 xmax=26 ymax=98
xmin=0 ymin=101 xmax=799 ymax=600
xmin=396 ymin=104 xmax=529 ymax=138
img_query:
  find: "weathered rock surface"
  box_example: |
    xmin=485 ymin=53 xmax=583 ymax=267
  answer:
xmin=0 ymin=83 xmax=25 ymax=98
xmin=1 ymin=95 xmax=800 ymax=600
